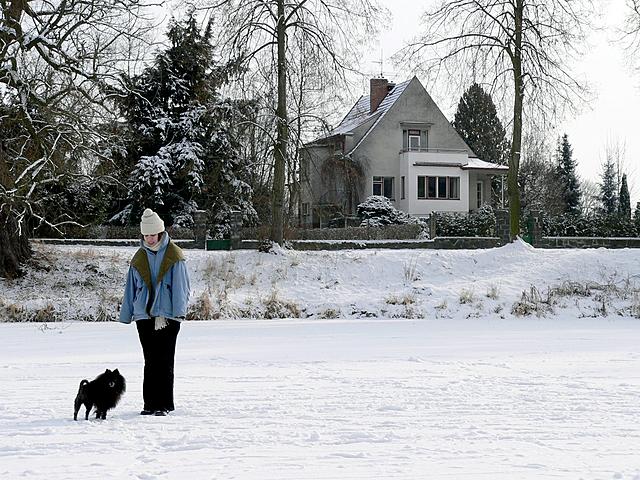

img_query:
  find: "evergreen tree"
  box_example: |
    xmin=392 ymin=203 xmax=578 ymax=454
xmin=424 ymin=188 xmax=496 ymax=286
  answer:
xmin=452 ymin=83 xmax=509 ymax=206
xmin=113 ymin=12 xmax=256 ymax=234
xmin=599 ymin=156 xmax=618 ymax=216
xmin=634 ymin=202 xmax=640 ymax=234
xmin=453 ymin=83 xmax=509 ymax=165
xmin=618 ymin=174 xmax=631 ymax=219
xmin=554 ymin=134 xmax=581 ymax=214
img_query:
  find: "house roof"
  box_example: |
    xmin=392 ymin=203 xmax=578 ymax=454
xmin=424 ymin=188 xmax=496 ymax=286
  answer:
xmin=462 ymin=158 xmax=509 ymax=172
xmin=315 ymin=79 xmax=412 ymax=150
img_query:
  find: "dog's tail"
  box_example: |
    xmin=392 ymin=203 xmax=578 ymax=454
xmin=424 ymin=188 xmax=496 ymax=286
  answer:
xmin=78 ymin=379 xmax=89 ymax=390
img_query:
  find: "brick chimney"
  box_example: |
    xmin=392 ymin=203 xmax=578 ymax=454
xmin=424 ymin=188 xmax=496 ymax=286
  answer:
xmin=370 ymin=78 xmax=389 ymax=113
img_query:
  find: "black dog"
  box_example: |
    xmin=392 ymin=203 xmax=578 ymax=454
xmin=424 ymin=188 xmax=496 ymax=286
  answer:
xmin=74 ymin=369 xmax=126 ymax=420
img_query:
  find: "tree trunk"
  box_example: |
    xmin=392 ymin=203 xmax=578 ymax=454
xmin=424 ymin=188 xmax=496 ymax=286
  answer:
xmin=508 ymin=0 xmax=524 ymax=240
xmin=0 ymin=209 xmax=31 ymax=279
xmin=0 ymin=143 xmax=31 ymax=278
xmin=270 ymin=0 xmax=288 ymax=245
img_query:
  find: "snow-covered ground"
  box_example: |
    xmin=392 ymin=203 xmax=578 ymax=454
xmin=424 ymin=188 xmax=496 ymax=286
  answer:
xmin=1 ymin=318 xmax=640 ymax=479
xmin=2 ymin=239 xmax=640 ymax=321
xmin=2 ymin=241 xmax=640 ymax=479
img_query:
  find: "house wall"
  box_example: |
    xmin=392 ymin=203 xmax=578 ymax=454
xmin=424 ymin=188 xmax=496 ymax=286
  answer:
xmin=404 ymin=152 xmax=471 ymax=216
xmin=300 ymin=144 xmax=331 ymax=227
xmin=353 ymin=77 xmax=474 ymax=213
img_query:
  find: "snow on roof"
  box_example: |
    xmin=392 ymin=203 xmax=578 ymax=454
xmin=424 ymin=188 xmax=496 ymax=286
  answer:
xmin=462 ymin=158 xmax=509 ymax=171
xmin=315 ymin=79 xmax=412 ymax=146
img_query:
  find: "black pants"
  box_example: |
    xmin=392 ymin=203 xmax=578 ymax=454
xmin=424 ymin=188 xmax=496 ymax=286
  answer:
xmin=136 ymin=318 xmax=181 ymax=412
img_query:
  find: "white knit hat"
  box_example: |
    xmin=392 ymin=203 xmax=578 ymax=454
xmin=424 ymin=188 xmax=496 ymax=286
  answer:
xmin=140 ymin=208 xmax=165 ymax=235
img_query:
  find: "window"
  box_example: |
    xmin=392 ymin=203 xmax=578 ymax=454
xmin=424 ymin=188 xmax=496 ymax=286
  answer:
xmin=373 ymin=176 xmax=382 ymax=196
xmin=417 ymin=176 xmax=461 ymax=200
xmin=449 ymin=177 xmax=460 ymax=199
xmin=373 ymin=176 xmax=394 ymax=199
xmin=401 ymin=176 xmax=405 ymax=200
xmin=437 ymin=177 xmax=447 ymax=198
xmin=301 ymin=202 xmax=310 ymax=216
xmin=403 ymin=128 xmax=429 ymax=151
xmin=418 ymin=176 xmax=425 ymax=199
xmin=408 ymin=129 xmax=421 ymax=151
xmin=428 ymin=177 xmax=436 ymax=198
xmin=476 ymin=181 xmax=483 ymax=208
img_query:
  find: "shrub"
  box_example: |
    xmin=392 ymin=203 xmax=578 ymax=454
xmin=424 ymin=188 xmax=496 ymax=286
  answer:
xmin=435 ymin=204 xmax=495 ymax=237
xmin=540 ymin=212 xmax=638 ymax=237
xmin=357 ymin=196 xmax=426 ymax=229
xmin=262 ymin=290 xmax=301 ymax=319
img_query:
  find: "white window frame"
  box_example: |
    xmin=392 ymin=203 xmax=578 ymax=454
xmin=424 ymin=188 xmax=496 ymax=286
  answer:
xmin=417 ymin=176 xmax=461 ymax=200
xmin=408 ymin=129 xmax=421 ymax=151
xmin=476 ymin=181 xmax=483 ymax=208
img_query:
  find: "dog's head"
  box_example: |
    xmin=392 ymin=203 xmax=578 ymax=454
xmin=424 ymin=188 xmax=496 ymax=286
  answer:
xmin=103 ymin=368 xmax=126 ymax=392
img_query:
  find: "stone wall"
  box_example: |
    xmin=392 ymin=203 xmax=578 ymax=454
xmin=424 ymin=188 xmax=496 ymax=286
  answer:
xmin=240 ymin=223 xmax=424 ymax=241
xmin=238 ymin=237 xmax=503 ymax=251
xmin=536 ymin=237 xmax=640 ymax=249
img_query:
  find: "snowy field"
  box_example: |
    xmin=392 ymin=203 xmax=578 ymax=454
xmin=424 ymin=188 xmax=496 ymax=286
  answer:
xmin=1 ymin=318 xmax=640 ymax=479
xmin=2 ymin=241 xmax=640 ymax=479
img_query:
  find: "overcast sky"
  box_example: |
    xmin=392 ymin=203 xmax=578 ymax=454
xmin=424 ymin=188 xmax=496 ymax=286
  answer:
xmin=361 ymin=0 xmax=639 ymax=207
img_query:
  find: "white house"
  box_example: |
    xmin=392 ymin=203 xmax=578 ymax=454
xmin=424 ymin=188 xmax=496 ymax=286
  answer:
xmin=299 ymin=76 xmax=508 ymax=227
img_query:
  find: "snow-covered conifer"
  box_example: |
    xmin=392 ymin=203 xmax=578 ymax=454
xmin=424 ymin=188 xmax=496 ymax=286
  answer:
xmin=113 ymin=13 xmax=257 ymax=233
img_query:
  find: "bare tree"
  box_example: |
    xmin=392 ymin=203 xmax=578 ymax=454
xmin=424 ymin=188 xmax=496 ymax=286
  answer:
xmin=579 ymin=179 xmax=600 ymax=216
xmin=623 ymin=0 xmax=640 ymax=64
xmin=603 ymin=137 xmax=627 ymax=190
xmin=0 ymin=0 xmax=159 ymax=277
xmin=202 ymin=0 xmax=384 ymax=244
xmin=518 ymin=130 xmax=564 ymax=216
xmin=399 ymin=0 xmax=595 ymax=238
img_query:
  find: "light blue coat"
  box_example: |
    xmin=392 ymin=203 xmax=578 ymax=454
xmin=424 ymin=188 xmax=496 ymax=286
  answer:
xmin=119 ymin=233 xmax=190 ymax=323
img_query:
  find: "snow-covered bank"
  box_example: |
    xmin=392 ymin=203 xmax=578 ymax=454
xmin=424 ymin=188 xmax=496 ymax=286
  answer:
xmin=1 ymin=319 xmax=639 ymax=479
xmin=1 ymin=240 xmax=640 ymax=322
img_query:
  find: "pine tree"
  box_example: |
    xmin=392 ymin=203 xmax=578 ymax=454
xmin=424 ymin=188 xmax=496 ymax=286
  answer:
xmin=113 ymin=12 xmax=256 ymax=234
xmin=618 ymin=174 xmax=631 ymax=219
xmin=555 ymin=134 xmax=581 ymax=214
xmin=599 ymin=156 xmax=618 ymax=216
xmin=453 ymin=83 xmax=509 ymax=165
xmin=634 ymin=202 xmax=640 ymax=234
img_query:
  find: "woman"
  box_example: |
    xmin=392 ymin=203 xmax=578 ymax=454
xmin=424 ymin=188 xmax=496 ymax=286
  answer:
xmin=119 ymin=208 xmax=191 ymax=416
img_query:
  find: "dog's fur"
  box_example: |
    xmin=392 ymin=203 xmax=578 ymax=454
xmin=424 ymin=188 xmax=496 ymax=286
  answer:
xmin=74 ymin=369 xmax=126 ymax=420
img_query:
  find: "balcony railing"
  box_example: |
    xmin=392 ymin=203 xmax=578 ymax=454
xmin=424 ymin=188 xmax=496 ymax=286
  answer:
xmin=400 ymin=147 xmax=469 ymax=154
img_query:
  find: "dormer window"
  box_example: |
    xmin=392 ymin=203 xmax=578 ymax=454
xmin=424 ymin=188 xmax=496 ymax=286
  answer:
xmin=408 ymin=130 xmax=421 ymax=151
xmin=401 ymin=123 xmax=431 ymax=152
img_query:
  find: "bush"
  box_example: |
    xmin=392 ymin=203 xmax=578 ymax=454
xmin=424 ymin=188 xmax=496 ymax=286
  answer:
xmin=435 ymin=204 xmax=495 ymax=237
xmin=357 ymin=196 xmax=426 ymax=229
xmin=541 ymin=213 xmax=638 ymax=237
